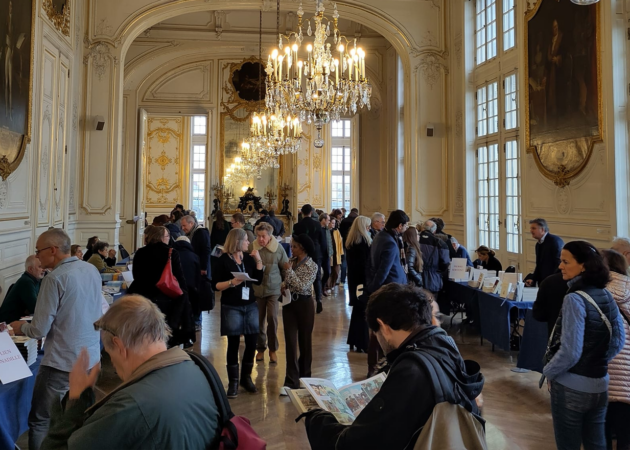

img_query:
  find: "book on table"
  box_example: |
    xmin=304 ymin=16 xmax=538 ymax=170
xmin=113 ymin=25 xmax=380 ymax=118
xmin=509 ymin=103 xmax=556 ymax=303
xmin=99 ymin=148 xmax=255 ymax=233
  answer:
xmin=287 ymin=373 xmax=387 ymax=425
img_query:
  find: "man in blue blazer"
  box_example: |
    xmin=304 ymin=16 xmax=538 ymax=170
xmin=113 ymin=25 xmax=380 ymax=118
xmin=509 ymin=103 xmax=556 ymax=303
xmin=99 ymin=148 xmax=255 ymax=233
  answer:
xmin=525 ymin=218 xmax=564 ymax=287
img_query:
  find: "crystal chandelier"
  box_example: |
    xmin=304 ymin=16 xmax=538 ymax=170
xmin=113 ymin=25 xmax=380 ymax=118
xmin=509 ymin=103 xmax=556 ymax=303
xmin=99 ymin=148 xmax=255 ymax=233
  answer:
xmin=570 ymin=0 xmax=599 ymax=4
xmin=265 ymin=0 xmax=371 ymax=147
xmin=223 ymin=157 xmax=259 ymax=185
xmin=243 ymin=8 xmax=303 ymax=164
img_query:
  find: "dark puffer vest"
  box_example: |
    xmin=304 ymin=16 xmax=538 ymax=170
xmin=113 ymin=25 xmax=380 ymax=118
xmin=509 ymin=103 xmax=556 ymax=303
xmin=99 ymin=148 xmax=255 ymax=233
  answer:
xmin=546 ymin=279 xmax=618 ymax=378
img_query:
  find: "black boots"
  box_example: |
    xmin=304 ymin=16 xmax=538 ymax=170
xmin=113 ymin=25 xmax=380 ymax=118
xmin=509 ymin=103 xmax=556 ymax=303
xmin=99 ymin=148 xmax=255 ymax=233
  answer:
xmin=226 ymin=365 xmax=239 ymax=398
xmin=240 ymin=363 xmax=258 ymax=393
xmin=316 ymin=301 xmax=323 ymax=314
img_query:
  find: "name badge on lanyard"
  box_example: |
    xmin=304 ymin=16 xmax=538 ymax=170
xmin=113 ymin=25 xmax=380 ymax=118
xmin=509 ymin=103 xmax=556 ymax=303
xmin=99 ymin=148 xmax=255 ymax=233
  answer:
xmin=242 ymin=286 xmax=250 ymax=300
xmin=232 ymin=256 xmax=250 ymax=301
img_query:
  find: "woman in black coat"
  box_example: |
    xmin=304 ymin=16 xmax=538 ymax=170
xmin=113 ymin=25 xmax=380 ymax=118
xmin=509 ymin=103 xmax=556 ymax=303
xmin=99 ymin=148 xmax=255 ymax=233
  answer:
xmin=345 ymin=216 xmax=373 ymax=353
xmin=127 ymin=225 xmax=194 ymax=347
xmin=473 ymin=246 xmax=503 ymax=273
xmin=403 ymin=227 xmax=424 ymax=287
xmin=173 ymin=236 xmax=201 ymax=323
xmin=212 ymin=228 xmax=264 ymax=398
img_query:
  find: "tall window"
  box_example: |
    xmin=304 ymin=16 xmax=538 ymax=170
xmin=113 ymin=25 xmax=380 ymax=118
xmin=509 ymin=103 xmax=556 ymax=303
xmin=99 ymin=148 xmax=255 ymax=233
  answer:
xmin=191 ymin=116 xmax=207 ymax=222
xmin=331 ymin=120 xmax=352 ymax=210
xmin=502 ymin=0 xmax=516 ymax=52
xmin=475 ymin=0 xmax=497 ymax=65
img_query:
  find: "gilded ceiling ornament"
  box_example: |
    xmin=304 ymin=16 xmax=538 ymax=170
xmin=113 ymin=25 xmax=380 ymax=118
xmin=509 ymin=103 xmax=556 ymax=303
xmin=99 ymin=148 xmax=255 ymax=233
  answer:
xmin=155 ymin=151 xmax=173 ymax=170
xmin=43 ymin=0 xmax=71 ymax=37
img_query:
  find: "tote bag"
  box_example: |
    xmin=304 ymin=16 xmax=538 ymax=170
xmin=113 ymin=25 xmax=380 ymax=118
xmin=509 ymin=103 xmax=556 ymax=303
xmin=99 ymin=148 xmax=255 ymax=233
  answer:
xmin=157 ymin=248 xmax=183 ymax=298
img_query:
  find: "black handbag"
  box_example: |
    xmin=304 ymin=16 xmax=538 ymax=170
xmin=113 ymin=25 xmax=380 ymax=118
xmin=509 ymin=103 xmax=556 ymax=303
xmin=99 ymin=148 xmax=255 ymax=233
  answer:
xmin=198 ymin=277 xmax=215 ymax=311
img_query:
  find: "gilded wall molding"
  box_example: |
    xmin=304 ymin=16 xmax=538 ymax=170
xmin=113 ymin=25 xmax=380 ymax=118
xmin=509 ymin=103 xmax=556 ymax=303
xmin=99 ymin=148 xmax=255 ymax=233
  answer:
xmin=43 ymin=0 xmax=71 ymax=37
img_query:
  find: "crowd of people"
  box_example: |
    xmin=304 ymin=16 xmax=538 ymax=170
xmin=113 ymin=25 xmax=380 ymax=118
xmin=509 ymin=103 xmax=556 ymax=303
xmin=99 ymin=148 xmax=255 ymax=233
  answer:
xmin=3 ymin=202 xmax=630 ymax=450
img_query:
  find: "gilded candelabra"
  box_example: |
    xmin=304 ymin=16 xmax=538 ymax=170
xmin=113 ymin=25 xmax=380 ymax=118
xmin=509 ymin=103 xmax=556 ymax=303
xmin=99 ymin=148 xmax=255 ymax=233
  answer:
xmin=280 ymin=183 xmax=293 ymax=216
xmin=265 ymin=186 xmax=277 ymax=210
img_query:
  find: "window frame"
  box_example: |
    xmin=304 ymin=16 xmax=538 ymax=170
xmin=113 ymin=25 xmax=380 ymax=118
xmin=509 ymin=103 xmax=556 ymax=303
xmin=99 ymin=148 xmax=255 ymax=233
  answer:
xmin=190 ymin=115 xmax=208 ymax=224
xmin=330 ymin=119 xmax=353 ymax=211
xmin=475 ymin=0 xmax=516 ymax=67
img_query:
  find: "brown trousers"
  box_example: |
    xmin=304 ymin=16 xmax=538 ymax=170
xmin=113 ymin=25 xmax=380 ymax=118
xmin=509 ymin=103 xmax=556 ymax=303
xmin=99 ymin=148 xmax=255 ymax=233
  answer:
xmin=282 ymin=296 xmax=315 ymax=389
xmin=256 ymin=295 xmax=280 ymax=352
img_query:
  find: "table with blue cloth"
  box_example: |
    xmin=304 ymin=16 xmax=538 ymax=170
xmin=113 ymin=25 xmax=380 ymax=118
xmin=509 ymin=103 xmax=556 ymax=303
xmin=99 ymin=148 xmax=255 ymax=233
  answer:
xmin=0 ymin=352 xmax=43 ymax=450
xmin=447 ymin=281 xmax=548 ymax=371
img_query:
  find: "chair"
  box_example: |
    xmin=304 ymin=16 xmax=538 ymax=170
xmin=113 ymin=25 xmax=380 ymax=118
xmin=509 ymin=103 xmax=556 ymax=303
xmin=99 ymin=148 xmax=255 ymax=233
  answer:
xmin=505 ymin=266 xmax=516 ymax=273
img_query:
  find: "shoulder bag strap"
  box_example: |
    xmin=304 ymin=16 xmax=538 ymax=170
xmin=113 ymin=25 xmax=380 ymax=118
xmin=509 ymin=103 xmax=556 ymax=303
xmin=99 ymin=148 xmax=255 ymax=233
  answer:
xmin=576 ymin=290 xmax=612 ymax=337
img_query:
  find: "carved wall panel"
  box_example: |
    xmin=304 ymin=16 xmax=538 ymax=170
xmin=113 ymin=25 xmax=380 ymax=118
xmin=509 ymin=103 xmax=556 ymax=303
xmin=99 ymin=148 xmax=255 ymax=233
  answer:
xmin=145 ymin=116 xmax=185 ymax=208
xmin=144 ymin=61 xmax=212 ymax=102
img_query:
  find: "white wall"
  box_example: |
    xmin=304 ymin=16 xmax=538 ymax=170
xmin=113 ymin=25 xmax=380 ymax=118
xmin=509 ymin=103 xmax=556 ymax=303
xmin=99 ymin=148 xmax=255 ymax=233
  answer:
xmin=0 ymin=0 xmax=87 ymax=303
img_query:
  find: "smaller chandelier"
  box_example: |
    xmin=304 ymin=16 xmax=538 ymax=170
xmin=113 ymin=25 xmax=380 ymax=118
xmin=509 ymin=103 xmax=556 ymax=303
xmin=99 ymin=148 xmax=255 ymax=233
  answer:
xmin=223 ymin=157 xmax=258 ymax=185
xmin=570 ymin=0 xmax=599 ymax=4
xmin=248 ymin=110 xmax=302 ymax=156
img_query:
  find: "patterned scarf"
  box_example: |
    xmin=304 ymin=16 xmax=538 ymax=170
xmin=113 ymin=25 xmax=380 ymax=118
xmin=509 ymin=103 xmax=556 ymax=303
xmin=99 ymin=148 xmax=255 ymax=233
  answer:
xmin=386 ymin=228 xmax=407 ymax=271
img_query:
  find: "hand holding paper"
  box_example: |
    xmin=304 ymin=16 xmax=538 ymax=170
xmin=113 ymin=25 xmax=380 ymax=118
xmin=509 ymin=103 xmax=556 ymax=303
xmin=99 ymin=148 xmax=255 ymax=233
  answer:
xmin=231 ymin=272 xmax=258 ymax=282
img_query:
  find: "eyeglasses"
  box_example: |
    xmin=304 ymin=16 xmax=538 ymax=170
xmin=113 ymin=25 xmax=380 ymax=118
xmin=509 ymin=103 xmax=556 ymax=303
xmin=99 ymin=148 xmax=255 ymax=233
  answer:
xmin=94 ymin=322 xmax=117 ymax=337
xmin=35 ymin=246 xmax=56 ymax=255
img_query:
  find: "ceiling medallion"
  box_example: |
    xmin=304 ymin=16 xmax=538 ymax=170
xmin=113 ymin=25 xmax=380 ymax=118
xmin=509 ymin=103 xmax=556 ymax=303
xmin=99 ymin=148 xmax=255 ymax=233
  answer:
xmin=43 ymin=0 xmax=71 ymax=37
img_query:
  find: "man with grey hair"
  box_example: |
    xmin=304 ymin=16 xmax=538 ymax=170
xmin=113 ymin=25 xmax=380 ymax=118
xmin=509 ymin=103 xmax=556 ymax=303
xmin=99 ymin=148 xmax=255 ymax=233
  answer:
xmin=450 ymin=237 xmax=473 ymax=267
xmin=611 ymin=237 xmax=630 ymax=269
xmin=524 ymin=218 xmax=564 ymax=287
xmin=370 ymin=213 xmax=385 ymax=239
xmin=10 ymin=229 xmax=102 ymax=450
xmin=181 ymin=215 xmax=211 ymax=279
xmin=419 ymin=220 xmax=451 ymax=294
xmin=0 ymin=255 xmax=44 ymax=323
xmin=41 ymin=295 xmax=220 ymax=449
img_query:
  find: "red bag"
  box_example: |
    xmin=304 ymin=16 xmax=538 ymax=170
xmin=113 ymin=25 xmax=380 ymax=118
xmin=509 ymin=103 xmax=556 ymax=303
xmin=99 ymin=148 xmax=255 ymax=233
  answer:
xmin=156 ymin=248 xmax=183 ymax=298
xmin=220 ymin=416 xmax=266 ymax=450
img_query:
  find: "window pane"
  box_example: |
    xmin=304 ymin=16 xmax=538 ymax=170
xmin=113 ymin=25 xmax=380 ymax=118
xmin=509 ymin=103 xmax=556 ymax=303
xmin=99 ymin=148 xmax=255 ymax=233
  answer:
xmin=193 ymin=116 xmax=207 ymax=135
xmin=332 ymin=121 xmax=343 ymax=137
xmin=344 ymin=120 xmax=352 ymax=137
xmin=504 ymin=73 xmax=518 ymax=130
xmin=193 ymin=145 xmax=206 ymax=169
xmin=503 ymin=0 xmax=516 ymax=51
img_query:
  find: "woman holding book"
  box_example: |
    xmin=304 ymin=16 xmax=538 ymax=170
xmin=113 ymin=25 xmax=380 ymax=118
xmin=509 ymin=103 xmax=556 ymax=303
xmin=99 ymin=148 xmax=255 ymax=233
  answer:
xmin=212 ymin=228 xmax=264 ymax=398
xmin=280 ymin=234 xmax=318 ymax=395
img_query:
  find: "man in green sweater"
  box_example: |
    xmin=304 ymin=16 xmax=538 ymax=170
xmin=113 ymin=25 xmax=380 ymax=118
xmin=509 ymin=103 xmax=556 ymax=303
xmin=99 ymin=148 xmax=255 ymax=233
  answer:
xmin=0 ymin=255 xmax=43 ymax=323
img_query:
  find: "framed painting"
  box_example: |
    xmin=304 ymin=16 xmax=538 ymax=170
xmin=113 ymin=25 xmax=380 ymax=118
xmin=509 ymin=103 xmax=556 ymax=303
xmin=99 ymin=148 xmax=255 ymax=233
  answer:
xmin=0 ymin=0 xmax=35 ymax=180
xmin=525 ymin=0 xmax=602 ymax=187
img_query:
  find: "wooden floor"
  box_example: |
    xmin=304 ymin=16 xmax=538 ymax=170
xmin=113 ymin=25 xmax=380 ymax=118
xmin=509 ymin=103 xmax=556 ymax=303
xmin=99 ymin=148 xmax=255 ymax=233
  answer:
xmin=96 ymin=285 xmax=555 ymax=449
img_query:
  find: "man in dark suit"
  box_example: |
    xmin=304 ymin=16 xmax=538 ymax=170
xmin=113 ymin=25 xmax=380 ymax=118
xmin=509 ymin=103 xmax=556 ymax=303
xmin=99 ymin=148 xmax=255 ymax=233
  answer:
xmin=525 ymin=218 xmax=564 ymax=287
xmin=293 ymin=204 xmax=324 ymax=313
xmin=339 ymin=208 xmax=359 ymax=244
xmin=181 ymin=215 xmax=211 ymax=280
xmin=532 ymin=272 xmax=569 ymax=337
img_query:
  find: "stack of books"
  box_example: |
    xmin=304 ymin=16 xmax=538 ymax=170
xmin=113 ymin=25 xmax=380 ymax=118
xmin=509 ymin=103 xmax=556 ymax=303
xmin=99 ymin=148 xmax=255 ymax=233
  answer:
xmin=11 ymin=336 xmax=38 ymax=366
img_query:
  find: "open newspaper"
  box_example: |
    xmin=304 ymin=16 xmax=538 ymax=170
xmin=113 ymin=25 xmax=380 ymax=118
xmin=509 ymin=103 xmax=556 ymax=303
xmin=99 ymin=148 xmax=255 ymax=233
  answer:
xmin=287 ymin=373 xmax=386 ymax=425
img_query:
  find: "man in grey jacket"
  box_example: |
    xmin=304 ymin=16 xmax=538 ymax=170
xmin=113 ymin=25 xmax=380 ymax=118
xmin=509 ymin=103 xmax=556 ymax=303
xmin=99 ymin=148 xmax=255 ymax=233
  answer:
xmin=41 ymin=295 xmax=220 ymax=450
xmin=11 ymin=229 xmax=102 ymax=450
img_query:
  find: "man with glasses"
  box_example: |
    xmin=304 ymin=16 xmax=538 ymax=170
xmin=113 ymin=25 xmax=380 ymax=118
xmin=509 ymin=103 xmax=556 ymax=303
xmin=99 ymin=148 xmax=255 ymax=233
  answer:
xmin=10 ymin=229 xmax=102 ymax=450
xmin=369 ymin=213 xmax=385 ymax=239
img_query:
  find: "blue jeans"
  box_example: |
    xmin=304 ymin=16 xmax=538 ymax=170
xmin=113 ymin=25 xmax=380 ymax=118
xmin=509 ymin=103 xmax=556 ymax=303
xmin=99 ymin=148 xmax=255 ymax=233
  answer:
xmin=550 ymin=381 xmax=608 ymax=450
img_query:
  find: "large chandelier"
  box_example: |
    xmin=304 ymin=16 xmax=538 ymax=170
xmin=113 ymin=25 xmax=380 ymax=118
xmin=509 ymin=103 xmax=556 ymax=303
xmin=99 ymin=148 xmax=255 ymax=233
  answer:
xmin=265 ymin=0 xmax=371 ymax=147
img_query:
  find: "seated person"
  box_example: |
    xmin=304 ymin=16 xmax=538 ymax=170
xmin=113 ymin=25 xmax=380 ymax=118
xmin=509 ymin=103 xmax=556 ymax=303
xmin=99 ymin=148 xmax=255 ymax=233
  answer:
xmin=473 ymin=246 xmax=502 ymax=273
xmin=87 ymin=241 xmax=119 ymax=273
xmin=451 ymin=237 xmax=473 ymax=267
xmin=70 ymin=245 xmax=84 ymax=260
xmin=0 ymin=255 xmax=44 ymax=323
xmin=41 ymin=295 xmax=221 ymax=449
xmin=303 ymin=283 xmax=484 ymax=450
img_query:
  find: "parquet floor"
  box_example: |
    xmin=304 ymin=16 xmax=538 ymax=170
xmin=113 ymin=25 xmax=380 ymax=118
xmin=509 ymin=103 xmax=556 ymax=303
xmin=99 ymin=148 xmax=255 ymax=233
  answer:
xmin=96 ymin=286 xmax=555 ymax=449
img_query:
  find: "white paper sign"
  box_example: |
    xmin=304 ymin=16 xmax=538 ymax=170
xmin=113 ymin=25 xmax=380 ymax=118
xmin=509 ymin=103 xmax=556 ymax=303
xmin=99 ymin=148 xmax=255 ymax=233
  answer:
xmin=121 ymin=271 xmax=134 ymax=285
xmin=0 ymin=331 xmax=33 ymax=384
xmin=500 ymin=282 xmax=512 ymax=299
xmin=449 ymin=258 xmax=468 ymax=281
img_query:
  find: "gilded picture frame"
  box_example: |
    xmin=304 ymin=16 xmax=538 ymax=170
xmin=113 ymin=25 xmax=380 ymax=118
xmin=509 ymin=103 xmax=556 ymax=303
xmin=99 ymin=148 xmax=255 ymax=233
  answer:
xmin=525 ymin=0 xmax=602 ymax=187
xmin=0 ymin=0 xmax=36 ymax=181
xmin=42 ymin=0 xmax=71 ymax=37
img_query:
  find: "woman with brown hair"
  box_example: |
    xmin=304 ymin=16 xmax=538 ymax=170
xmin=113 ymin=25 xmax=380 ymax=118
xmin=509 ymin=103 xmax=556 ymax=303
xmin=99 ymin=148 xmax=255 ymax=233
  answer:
xmin=601 ymin=249 xmax=630 ymax=450
xmin=127 ymin=225 xmax=194 ymax=347
xmin=402 ymin=227 xmax=424 ymax=287
xmin=210 ymin=210 xmax=232 ymax=247
xmin=474 ymin=245 xmax=503 ymax=273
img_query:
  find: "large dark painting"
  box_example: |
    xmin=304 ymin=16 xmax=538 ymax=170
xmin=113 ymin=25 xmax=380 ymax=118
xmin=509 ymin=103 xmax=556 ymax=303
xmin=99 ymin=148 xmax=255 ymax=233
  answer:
xmin=0 ymin=0 xmax=33 ymax=179
xmin=526 ymin=0 xmax=601 ymax=187
xmin=231 ymin=61 xmax=266 ymax=102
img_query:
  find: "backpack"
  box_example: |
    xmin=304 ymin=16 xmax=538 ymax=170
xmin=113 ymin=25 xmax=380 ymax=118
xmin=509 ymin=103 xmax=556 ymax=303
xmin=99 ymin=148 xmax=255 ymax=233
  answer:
xmin=187 ymin=351 xmax=267 ymax=450
xmin=407 ymin=352 xmax=487 ymax=450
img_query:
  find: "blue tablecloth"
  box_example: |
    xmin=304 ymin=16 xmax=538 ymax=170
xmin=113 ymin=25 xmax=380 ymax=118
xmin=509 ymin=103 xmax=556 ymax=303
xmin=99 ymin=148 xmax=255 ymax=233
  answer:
xmin=477 ymin=290 xmax=533 ymax=352
xmin=0 ymin=352 xmax=43 ymax=450
xmin=281 ymin=242 xmax=291 ymax=258
xmin=516 ymin=309 xmax=549 ymax=373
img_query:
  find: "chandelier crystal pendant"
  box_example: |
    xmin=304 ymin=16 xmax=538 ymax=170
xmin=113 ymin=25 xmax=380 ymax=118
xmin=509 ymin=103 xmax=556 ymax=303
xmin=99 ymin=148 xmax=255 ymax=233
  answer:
xmin=265 ymin=0 xmax=371 ymax=148
xmin=569 ymin=0 xmax=599 ymax=4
